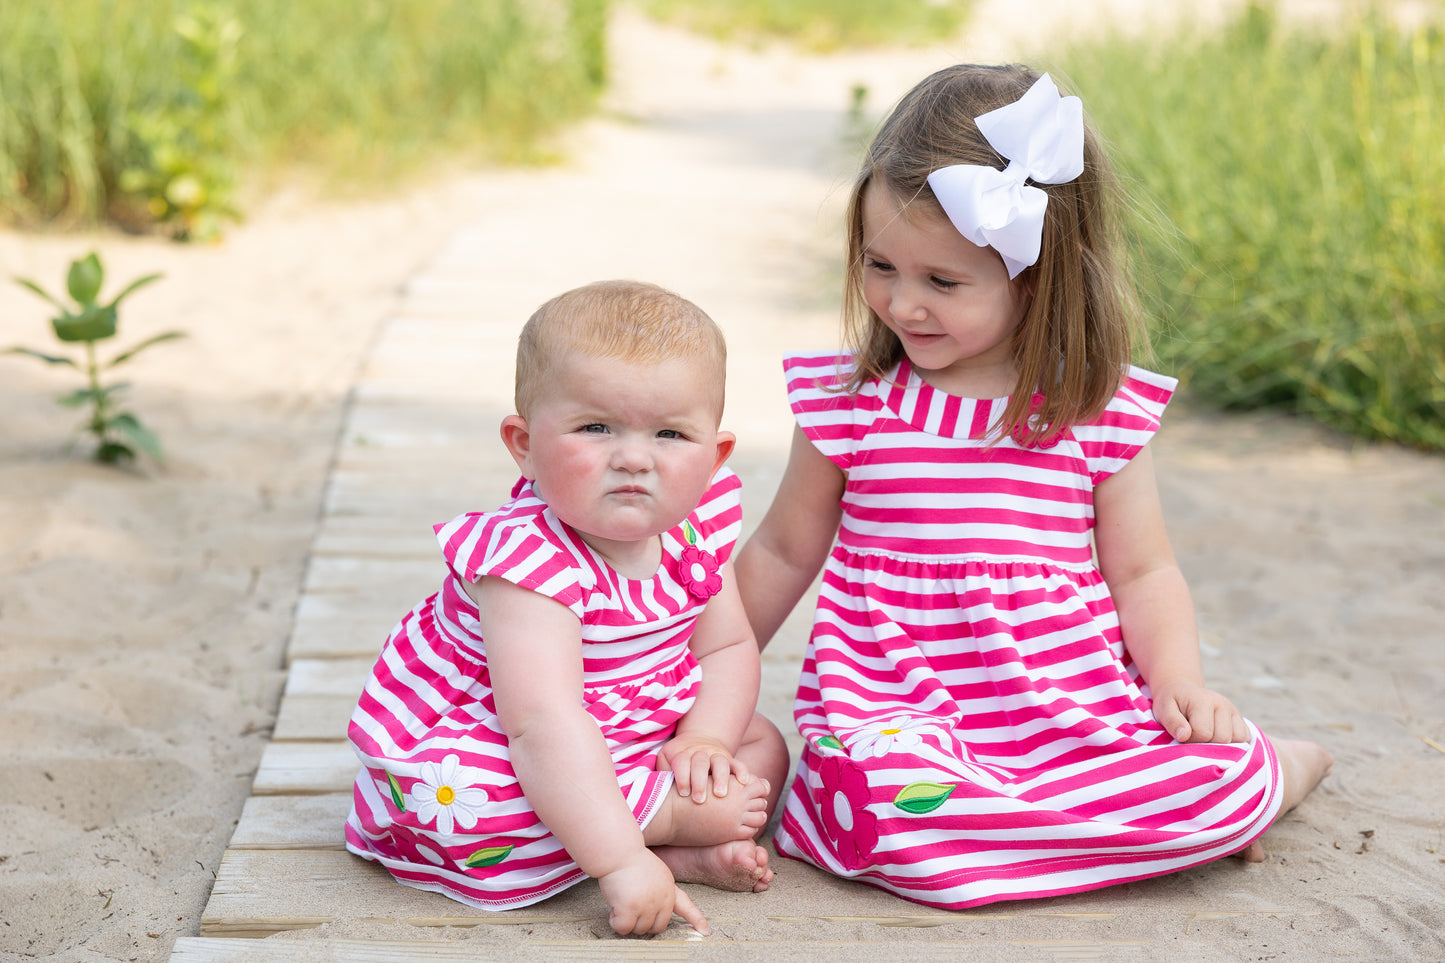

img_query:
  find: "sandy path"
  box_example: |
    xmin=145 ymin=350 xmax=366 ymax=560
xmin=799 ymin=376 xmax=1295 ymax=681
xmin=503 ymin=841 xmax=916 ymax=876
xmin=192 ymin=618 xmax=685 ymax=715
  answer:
xmin=1 ymin=3 xmax=1442 ymax=960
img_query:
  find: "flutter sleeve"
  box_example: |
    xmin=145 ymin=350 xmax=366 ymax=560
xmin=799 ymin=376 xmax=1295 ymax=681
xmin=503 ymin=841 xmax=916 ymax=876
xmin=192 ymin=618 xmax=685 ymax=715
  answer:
xmin=1074 ymin=365 xmax=1179 ymax=485
xmin=782 ymin=351 xmax=872 ymax=473
xmin=433 ymin=502 xmax=586 ymax=619
xmin=688 ymin=467 xmax=743 ymax=565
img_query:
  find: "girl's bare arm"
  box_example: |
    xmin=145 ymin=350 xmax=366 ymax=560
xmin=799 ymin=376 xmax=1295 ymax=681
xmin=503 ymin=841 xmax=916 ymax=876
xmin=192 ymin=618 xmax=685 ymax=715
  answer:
xmin=734 ymin=427 xmax=845 ymax=651
xmin=1094 ymin=446 xmax=1248 ymax=744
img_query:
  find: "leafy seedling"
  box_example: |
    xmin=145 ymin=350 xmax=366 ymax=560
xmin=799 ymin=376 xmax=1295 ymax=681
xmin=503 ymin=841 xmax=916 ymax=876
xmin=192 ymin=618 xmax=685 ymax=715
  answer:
xmin=7 ymin=252 xmax=181 ymax=463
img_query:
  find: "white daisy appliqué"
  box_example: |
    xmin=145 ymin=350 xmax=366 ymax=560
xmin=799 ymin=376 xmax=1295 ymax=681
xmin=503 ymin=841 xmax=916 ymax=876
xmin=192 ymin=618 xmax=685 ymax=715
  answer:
xmin=410 ymin=754 xmax=489 ymax=835
xmin=851 ymin=715 xmax=940 ymax=759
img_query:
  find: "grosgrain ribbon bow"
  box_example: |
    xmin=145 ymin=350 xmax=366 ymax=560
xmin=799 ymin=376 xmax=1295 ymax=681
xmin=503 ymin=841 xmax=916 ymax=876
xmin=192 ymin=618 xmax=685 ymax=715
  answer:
xmin=926 ymin=73 xmax=1084 ymax=279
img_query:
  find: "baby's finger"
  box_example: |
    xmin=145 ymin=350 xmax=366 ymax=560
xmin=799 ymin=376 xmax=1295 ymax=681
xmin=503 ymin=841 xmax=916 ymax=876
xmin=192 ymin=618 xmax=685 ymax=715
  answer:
xmin=673 ymin=886 xmax=710 ymax=936
xmin=689 ymin=753 xmax=711 ymax=803
xmin=673 ymin=759 xmax=692 ymax=798
xmin=730 ymin=756 xmax=753 ymax=786
xmin=1232 ymin=713 xmax=1250 ymax=744
xmin=710 ymin=752 xmax=733 ymax=798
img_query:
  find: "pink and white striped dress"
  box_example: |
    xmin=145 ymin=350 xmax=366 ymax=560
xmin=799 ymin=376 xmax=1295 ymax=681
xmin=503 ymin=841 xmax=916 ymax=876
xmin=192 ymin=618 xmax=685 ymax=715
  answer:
xmin=772 ymin=352 xmax=1281 ymax=908
xmin=345 ymin=470 xmax=742 ymax=909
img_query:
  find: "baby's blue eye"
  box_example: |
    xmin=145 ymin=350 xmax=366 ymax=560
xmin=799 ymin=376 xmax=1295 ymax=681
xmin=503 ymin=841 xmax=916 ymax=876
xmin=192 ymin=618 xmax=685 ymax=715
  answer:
xmin=581 ymin=423 xmax=608 ymax=434
xmin=657 ymin=429 xmax=683 ymax=440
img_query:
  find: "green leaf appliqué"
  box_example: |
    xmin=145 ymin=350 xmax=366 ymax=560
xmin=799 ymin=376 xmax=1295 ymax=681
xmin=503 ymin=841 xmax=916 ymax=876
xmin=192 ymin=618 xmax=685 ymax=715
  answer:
xmin=682 ymin=518 xmax=699 ymax=546
xmin=465 ymin=844 xmax=514 ymax=868
xmin=386 ymin=771 xmax=406 ymax=812
xmin=816 ymin=735 xmax=844 ymax=752
xmin=893 ymin=781 xmax=955 ymax=814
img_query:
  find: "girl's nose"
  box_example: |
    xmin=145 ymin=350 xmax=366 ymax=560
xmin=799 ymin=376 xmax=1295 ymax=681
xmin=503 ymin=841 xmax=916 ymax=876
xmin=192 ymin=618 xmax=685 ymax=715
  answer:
xmin=890 ymin=280 xmax=928 ymax=322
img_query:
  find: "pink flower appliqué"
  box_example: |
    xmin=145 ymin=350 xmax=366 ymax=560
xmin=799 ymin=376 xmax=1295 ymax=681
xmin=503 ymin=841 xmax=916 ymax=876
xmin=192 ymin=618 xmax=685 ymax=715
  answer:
xmin=678 ymin=544 xmax=722 ymax=600
xmin=816 ymin=755 xmax=878 ymax=871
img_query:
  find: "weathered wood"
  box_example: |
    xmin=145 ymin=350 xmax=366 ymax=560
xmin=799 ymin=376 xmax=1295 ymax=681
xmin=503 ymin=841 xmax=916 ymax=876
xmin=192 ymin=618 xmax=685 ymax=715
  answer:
xmin=285 ymin=659 xmax=371 ymax=696
xmin=199 ymin=850 xmax=602 ymax=938
xmin=172 ymin=937 xmax=717 ymax=961
xmin=252 ymin=741 xmax=356 ymax=795
xmin=230 ymin=794 xmax=351 ymax=850
xmin=272 ymin=695 xmax=354 ymax=741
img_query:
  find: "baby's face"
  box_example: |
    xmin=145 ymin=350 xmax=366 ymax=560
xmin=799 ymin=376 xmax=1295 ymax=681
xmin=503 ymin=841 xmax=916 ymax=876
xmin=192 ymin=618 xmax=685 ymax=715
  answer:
xmin=518 ymin=349 xmax=729 ymax=559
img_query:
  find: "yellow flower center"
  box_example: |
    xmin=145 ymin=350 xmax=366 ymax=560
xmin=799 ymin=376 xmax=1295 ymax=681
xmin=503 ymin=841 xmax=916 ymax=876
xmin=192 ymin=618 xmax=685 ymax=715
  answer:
xmin=436 ymin=785 xmax=456 ymax=806
xmin=880 ymin=728 xmax=901 ymax=735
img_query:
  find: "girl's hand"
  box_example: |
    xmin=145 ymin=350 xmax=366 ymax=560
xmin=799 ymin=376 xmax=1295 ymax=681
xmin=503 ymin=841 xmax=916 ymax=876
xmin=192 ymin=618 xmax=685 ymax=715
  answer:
xmin=1151 ymin=680 xmax=1250 ymax=744
xmin=659 ymin=734 xmax=752 ymax=804
xmin=598 ymin=849 xmax=710 ymax=936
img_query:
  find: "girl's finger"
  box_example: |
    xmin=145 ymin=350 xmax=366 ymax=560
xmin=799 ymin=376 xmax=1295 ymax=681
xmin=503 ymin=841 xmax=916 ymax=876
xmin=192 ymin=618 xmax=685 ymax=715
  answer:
xmin=673 ymin=886 xmax=710 ymax=936
xmin=1157 ymin=698 xmax=1190 ymax=743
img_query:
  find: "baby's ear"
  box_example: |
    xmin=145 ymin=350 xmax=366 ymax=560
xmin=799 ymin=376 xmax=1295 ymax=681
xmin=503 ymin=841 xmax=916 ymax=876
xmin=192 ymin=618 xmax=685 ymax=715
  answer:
xmin=499 ymin=415 xmax=535 ymax=478
xmin=712 ymin=431 xmax=736 ymax=474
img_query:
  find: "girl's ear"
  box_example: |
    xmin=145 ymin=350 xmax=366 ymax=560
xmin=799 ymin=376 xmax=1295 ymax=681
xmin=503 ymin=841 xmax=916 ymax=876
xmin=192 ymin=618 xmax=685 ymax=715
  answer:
xmin=499 ymin=414 xmax=536 ymax=479
xmin=712 ymin=431 xmax=736 ymax=475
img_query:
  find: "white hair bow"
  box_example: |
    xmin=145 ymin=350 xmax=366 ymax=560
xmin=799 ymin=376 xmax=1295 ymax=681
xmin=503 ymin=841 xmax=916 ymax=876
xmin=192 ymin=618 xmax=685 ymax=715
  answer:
xmin=926 ymin=73 xmax=1084 ymax=279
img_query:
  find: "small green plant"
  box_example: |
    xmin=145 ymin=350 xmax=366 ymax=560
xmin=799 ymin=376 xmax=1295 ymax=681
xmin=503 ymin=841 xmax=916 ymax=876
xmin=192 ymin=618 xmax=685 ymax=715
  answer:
xmin=6 ymin=252 xmax=181 ymax=463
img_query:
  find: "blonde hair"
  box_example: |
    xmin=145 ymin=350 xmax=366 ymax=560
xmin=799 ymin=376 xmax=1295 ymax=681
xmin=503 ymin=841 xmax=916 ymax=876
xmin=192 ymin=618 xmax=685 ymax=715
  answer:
xmin=842 ymin=63 xmax=1145 ymax=446
xmin=514 ymin=280 xmax=727 ymax=417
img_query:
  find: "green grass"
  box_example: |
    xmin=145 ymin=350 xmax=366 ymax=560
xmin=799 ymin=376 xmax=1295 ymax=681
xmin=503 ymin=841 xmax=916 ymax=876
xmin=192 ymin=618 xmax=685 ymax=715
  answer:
xmin=0 ymin=0 xmax=609 ymax=235
xmin=634 ymin=0 xmax=972 ymax=51
xmin=1061 ymin=4 xmax=1445 ymax=449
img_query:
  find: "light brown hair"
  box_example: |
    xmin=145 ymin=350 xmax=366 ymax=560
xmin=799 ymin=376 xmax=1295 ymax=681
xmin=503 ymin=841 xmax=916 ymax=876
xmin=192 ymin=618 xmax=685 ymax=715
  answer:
xmin=514 ymin=279 xmax=727 ymax=418
xmin=842 ymin=63 xmax=1145 ymax=446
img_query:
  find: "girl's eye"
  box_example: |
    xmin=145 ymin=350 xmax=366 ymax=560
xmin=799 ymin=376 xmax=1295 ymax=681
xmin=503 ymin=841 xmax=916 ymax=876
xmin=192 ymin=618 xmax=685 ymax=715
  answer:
xmin=865 ymin=257 xmax=894 ymax=273
xmin=931 ymin=276 xmax=959 ymax=290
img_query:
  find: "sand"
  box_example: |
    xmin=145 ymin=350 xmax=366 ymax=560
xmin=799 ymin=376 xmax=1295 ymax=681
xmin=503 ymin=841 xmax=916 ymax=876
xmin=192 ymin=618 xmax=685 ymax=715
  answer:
xmin=1 ymin=2 xmax=1442 ymax=960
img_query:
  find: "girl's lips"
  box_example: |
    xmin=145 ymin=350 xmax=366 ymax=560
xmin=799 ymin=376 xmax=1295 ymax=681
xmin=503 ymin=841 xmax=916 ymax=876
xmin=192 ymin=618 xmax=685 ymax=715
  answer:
xmin=898 ymin=328 xmax=945 ymax=346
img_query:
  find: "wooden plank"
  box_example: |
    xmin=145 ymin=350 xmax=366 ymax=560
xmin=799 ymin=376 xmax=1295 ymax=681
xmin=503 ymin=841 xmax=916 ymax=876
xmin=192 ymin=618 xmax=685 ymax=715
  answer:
xmin=252 ymin=742 xmax=356 ymax=795
xmin=230 ymin=794 xmax=351 ymax=850
xmin=273 ymin=695 xmax=354 ymax=741
xmin=286 ymin=659 xmax=371 ymax=697
xmin=302 ymin=556 xmax=443 ymax=594
xmin=172 ymin=937 xmax=709 ymax=961
xmin=199 ymin=850 xmax=601 ymax=937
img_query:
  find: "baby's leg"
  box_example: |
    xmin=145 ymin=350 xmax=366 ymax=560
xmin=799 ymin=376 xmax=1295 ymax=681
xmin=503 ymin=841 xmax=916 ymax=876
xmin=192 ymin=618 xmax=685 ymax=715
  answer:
xmin=1236 ymin=737 xmax=1334 ymax=861
xmin=642 ymin=714 xmax=790 ymax=893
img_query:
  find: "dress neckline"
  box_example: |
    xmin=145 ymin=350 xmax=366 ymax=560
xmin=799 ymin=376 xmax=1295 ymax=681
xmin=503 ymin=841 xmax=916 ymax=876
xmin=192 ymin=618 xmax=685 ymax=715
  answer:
xmin=880 ymin=358 xmax=1011 ymax=441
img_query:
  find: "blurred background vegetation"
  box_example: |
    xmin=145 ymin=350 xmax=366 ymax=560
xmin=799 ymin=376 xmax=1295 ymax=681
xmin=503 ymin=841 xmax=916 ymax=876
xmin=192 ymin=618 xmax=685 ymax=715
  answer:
xmin=1063 ymin=4 xmax=1444 ymax=450
xmin=0 ymin=0 xmax=1439 ymax=448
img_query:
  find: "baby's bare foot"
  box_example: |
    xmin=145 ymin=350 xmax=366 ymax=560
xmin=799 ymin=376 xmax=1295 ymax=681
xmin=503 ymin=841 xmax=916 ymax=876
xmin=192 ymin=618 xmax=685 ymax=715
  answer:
xmin=645 ymin=776 xmax=770 ymax=848
xmin=655 ymin=839 xmax=773 ymax=893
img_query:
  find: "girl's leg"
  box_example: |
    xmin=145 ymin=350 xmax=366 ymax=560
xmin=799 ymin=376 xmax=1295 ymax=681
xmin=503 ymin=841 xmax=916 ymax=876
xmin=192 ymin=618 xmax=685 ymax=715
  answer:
xmin=643 ymin=712 xmax=790 ymax=892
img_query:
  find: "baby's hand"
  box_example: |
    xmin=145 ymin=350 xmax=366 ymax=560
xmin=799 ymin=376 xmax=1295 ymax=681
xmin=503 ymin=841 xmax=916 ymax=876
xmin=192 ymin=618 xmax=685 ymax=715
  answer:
xmin=659 ymin=734 xmax=751 ymax=804
xmin=598 ymin=849 xmax=709 ymax=936
xmin=1151 ymin=680 xmax=1250 ymax=744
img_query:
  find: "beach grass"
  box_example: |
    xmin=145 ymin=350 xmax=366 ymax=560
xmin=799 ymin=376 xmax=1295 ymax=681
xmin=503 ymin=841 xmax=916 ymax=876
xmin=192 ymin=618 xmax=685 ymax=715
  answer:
xmin=1062 ymin=4 xmax=1445 ymax=449
xmin=633 ymin=0 xmax=973 ymax=51
xmin=0 ymin=0 xmax=608 ymax=235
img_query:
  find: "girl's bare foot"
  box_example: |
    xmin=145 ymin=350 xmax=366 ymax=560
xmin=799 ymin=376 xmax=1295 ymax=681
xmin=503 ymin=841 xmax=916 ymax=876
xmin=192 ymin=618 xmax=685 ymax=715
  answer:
xmin=645 ymin=775 xmax=771 ymax=848
xmin=1232 ymin=737 xmax=1333 ymax=863
xmin=655 ymin=839 xmax=774 ymax=893
xmin=1274 ymin=737 xmax=1333 ymax=813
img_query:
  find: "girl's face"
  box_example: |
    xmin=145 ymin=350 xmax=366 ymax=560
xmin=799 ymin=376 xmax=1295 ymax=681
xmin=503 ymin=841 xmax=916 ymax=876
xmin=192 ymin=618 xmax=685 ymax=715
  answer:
xmin=860 ymin=180 xmax=1029 ymax=398
xmin=501 ymin=350 xmax=733 ymax=570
